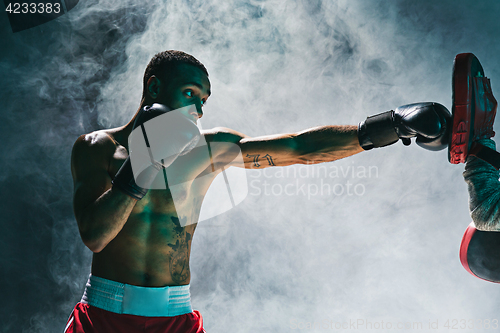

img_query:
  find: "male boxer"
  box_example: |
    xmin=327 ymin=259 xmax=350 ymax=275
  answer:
xmin=66 ymin=50 xmax=450 ymax=332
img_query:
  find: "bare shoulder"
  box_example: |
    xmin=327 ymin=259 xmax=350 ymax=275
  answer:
xmin=71 ymin=130 xmax=118 ymax=177
xmin=202 ymin=127 xmax=249 ymax=144
xmin=202 ymin=126 xmax=301 ymax=169
xmin=72 ymin=130 xmax=117 ymax=156
xmin=196 ymin=127 xmax=248 ymax=170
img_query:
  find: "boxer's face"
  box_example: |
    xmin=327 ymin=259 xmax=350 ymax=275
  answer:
xmin=148 ymin=63 xmax=211 ymax=123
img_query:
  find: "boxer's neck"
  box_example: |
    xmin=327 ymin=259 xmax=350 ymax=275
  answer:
xmin=122 ymin=99 xmax=151 ymax=138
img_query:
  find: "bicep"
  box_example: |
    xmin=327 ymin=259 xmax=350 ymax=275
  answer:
xmin=207 ymin=128 xmax=300 ymax=169
xmin=237 ymin=133 xmax=300 ymax=168
xmin=71 ymin=135 xmax=113 ymax=225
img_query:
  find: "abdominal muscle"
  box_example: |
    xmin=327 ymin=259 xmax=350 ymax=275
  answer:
xmin=92 ymin=131 xmax=214 ymax=287
xmin=91 ymin=189 xmax=203 ymax=287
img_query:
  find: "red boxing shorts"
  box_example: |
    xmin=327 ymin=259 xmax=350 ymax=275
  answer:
xmin=64 ymin=275 xmax=206 ymax=332
xmin=64 ymin=303 xmax=205 ymax=333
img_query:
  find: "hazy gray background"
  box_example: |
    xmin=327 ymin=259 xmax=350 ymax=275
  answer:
xmin=1 ymin=0 xmax=500 ymax=332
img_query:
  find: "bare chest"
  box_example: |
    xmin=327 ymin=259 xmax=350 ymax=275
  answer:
xmin=108 ymin=141 xmax=213 ymax=216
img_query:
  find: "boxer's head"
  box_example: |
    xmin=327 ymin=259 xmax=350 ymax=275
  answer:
xmin=142 ymin=50 xmax=211 ymax=119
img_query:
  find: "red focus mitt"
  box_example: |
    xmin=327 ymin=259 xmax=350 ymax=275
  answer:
xmin=449 ymin=53 xmax=499 ymax=167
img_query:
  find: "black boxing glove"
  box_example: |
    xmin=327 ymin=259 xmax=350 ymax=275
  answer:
xmin=358 ymin=102 xmax=451 ymax=151
xmin=112 ymin=104 xmax=201 ymax=200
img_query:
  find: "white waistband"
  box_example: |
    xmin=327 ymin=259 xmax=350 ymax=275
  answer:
xmin=81 ymin=274 xmax=192 ymax=317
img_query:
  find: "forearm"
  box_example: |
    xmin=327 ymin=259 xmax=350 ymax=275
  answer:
xmin=78 ymin=187 xmax=137 ymax=252
xmin=296 ymin=125 xmax=363 ymax=163
xmin=463 ymin=139 xmax=500 ymax=231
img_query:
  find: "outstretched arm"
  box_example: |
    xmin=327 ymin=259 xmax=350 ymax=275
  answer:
xmin=293 ymin=125 xmax=363 ymax=164
xmin=206 ymin=102 xmax=450 ymax=169
xmin=205 ymin=125 xmax=363 ymax=169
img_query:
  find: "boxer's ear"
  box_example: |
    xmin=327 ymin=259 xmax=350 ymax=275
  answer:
xmin=147 ymin=76 xmax=161 ymax=99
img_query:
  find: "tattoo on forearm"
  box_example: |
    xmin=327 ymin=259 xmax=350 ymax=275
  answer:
xmin=246 ymin=154 xmax=260 ymax=167
xmin=246 ymin=153 xmax=276 ymax=167
xmin=262 ymin=154 xmax=275 ymax=166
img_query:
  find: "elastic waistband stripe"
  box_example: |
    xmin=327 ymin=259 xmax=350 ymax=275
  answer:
xmin=81 ymin=274 xmax=192 ymax=317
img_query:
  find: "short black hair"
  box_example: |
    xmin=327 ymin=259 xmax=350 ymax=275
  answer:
xmin=142 ymin=50 xmax=208 ymax=99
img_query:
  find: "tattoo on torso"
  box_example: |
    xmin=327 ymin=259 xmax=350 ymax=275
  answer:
xmin=167 ymin=216 xmax=192 ymax=284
